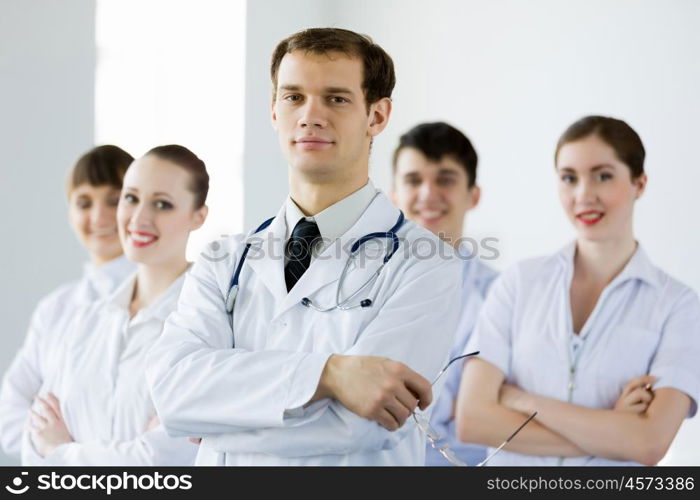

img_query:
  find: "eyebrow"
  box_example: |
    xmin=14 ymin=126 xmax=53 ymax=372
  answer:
xmin=437 ymin=169 xmax=460 ymax=176
xmin=278 ymin=84 xmax=355 ymax=95
xmin=403 ymin=167 xmax=462 ymax=176
xmin=123 ymin=187 xmax=173 ymax=199
xmin=559 ymin=164 xmax=616 ymax=173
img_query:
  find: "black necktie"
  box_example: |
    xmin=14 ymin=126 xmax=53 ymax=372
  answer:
xmin=285 ymin=219 xmax=321 ymax=292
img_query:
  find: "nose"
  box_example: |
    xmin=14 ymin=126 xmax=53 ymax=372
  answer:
xmin=417 ymin=180 xmax=441 ymax=203
xmin=298 ymin=97 xmax=328 ymax=129
xmin=129 ymin=201 xmax=153 ymax=229
xmin=91 ymin=201 xmax=115 ymax=229
xmin=575 ymin=178 xmax=598 ymax=205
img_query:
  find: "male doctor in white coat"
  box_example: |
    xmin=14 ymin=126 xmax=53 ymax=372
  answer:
xmin=147 ymin=28 xmax=463 ymax=466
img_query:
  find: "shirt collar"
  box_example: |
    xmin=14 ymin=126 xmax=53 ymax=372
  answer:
xmin=82 ymin=255 xmax=136 ymax=299
xmin=105 ymin=267 xmax=189 ymax=322
xmin=284 ymin=179 xmax=378 ymax=243
xmin=558 ymin=240 xmax=661 ymax=289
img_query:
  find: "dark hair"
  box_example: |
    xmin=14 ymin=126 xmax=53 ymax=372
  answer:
xmin=270 ymin=27 xmax=396 ymax=108
xmin=66 ymin=145 xmax=133 ymax=196
xmin=145 ymin=145 xmax=209 ymax=209
xmin=392 ymin=122 xmax=478 ymax=188
xmin=555 ymin=116 xmax=645 ymax=179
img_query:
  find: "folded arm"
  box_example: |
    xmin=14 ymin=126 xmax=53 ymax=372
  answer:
xmin=501 ymin=383 xmax=690 ymax=465
xmin=456 ymin=358 xmax=587 ymax=457
xmin=0 ymin=310 xmax=47 ymax=457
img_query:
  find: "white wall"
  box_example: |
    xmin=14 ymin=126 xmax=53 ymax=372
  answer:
xmin=94 ymin=0 xmax=247 ymax=259
xmin=0 ymin=0 xmax=96 ymax=465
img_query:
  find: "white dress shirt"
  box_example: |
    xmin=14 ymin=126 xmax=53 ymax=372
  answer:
xmin=466 ymin=241 xmax=700 ymax=466
xmin=0 ymin=256 xmax=134 ymax=458
xmin=284 ymin=180 xmax=378 ymax=257
xmin=147 ymin=187 xmax=462 ymax=466
xmin=21 ymin=271 xmax=197 ymax=466
xmin=426 ymin=248 xmax=498 ymax=466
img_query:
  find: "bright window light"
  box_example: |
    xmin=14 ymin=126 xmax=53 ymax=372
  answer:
xmin=95 ymin=0 xmax=246 ymax=259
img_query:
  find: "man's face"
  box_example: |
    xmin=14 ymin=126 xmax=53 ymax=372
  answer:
xmin=391 ymin=147 xmax=479 ymax=244
xmin=271 ymin=50 xmax=390 ymax=183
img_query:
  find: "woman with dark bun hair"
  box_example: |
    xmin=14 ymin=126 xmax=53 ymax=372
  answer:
xmin=456 ymin=116 xmax=700 ymax=466
xmin=0 ymin=145 xmax=135 ymax=461
xmin=21 ymin=145 xmax=208 ymax=466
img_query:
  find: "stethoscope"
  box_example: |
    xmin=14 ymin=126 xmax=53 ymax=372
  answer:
xmin=225 ymin=211 xmax=405 ymax=314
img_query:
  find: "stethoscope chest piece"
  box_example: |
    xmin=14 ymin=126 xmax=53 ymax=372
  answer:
xmin=226 ymin=284 xmax=239 ymax=314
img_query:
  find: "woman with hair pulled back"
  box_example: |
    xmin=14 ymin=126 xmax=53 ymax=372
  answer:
xmin=0 ymin=145 xmax=136 ymax=461
xmin=21 ymin=145 xmax=209 ymax=466
xmin=456 ymin=116 xmax=700 ymax=465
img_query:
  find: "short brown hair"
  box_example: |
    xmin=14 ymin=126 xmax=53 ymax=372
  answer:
xmin=392 ymin=122 xmax=479 ymax=189
xmin=145 ymin=145 xmax=209 ymax=209
xmin=66 ymin=145 xmax=134 ymax=197
xmin=555 ymin=116 xmax=645 ymax=179
xmin=270 ymin=28 xmax=396 ymax=108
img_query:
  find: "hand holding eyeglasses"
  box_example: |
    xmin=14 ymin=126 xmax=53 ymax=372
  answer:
xmin=313 ymin=354 xmax=433 ymax=431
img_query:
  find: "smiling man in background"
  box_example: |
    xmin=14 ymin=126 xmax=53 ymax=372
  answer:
xmin=391 ymin=122 xmax=498 ymax=465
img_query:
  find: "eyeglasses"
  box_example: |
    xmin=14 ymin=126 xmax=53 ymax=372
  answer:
xmin=412 ymin=351 xmax=537 ymax=466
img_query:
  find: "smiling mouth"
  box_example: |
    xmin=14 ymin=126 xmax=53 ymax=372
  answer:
xmin=416 ymin=209 xmax=446 ymax=222
xmin=577 ymin=212 xmax=605 ymax=225
xmin=128 ymin=231 xmax=158 ymax=248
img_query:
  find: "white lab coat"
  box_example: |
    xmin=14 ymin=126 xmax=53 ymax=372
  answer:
xmin=147 ymin=192 xmax=463 ymax=465
xmin=21 ymin=271 xmax=197 ymax=466
xmin=0 ymin=256 xmax=134 ymax=459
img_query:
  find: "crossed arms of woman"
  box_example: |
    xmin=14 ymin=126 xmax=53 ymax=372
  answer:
xmin=455 ymin=358 xmax=690 ymax=465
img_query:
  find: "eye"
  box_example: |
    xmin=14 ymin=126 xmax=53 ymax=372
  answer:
xmin=76 ymin=198 xmax=91 ymax=209
xmin=284 ymin=94 xmax=303 ymax=103
xmin=560 ymin=174 xmax=576 ymax=184
xmin=328 ymin=96 xmax=348 ymax=104
xmin=123 ymin=193 xmax=138 ymax=204
xmin=598 ymin=172 xmax=613 ymax=181
xmin=437 ymin=177 xmax=456 ymax=186
xmin=154 ymin=200 xmax=173 ymax=210
xmin=404 ymin=177 xmax=421 ymax=186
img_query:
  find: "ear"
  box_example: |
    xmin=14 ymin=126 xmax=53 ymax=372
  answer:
xmin=367 ymin=97 xmax=392 ymax=138
xmin=191 ymin=204 xmax=209 ymax=231
xmin=270 ymin=95 xmax=278 ymax=132
xmin=634 ymin=173 xmax=647 ymax=199
xmin=467 ymin=185 xmax=481 ymax=210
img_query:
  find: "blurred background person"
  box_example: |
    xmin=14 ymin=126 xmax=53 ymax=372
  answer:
xmin=0 ymin=145 xmax=135 ymax=460
xmin=456 ymin=116 xmax=700 ymax=465
xmin=21 ymin=145 xmax=207 ymax=465
xmin=390 ymin=122 xmax=497 ymax=465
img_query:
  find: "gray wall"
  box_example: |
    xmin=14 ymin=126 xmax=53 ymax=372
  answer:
xmin=0 ymin=0 xmax=95 ymax=464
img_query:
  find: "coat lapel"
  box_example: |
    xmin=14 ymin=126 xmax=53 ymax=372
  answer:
xmin=244 ymin=203 xmax=288 ymax=307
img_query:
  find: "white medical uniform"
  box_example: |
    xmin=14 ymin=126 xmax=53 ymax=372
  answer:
xmin=21 ymin=271 xmax=197 ymax=466
xmin=426 ymin=248 xmax=498 ymax=466
xmin=147 ymin=183 xmax=463 ymax=466
xmin=466 ymin=242 xmax=700 ymax=466
xmin=0 ymin=256 xmax=134 ymax=458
